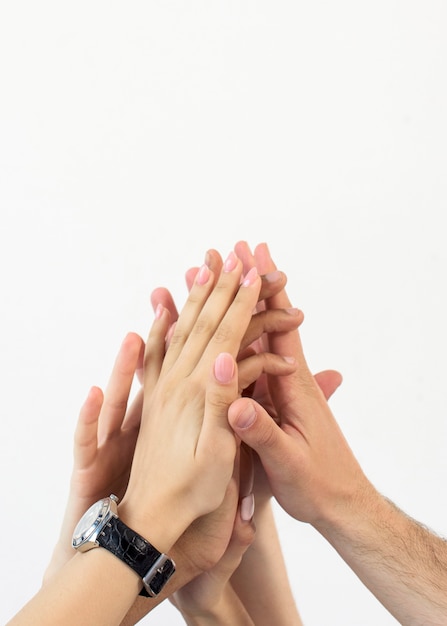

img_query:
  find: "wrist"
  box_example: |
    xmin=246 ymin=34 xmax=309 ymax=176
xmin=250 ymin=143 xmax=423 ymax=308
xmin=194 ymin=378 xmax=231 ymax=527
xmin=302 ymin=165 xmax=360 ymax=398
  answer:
xmin=72 ymin=494 xmax=176 ymax=598
xmin=118 ymin=498 xmax=189 ymax=555
xmin=314 ymin=481 xmax=389 ymax=544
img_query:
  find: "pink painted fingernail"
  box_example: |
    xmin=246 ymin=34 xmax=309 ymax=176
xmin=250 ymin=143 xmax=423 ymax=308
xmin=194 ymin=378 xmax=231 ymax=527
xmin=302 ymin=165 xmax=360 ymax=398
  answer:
xmin=214 ymin=352 xmax=235 ymax=383
xmin=242 ymin=267 xmax=258 ymax=286
xmin=196 ymin=264 xmax=210 ymax=285
xmin=241 ymin=493 xmax=255 ymax=521
xmin=224 ymin=251 xmax=238 ymax=272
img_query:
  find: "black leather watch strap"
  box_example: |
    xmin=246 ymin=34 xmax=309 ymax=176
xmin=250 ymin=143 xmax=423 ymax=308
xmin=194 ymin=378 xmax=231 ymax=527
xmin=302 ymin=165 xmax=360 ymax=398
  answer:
xmin=97 ymin=516 xmax=175 ymax=597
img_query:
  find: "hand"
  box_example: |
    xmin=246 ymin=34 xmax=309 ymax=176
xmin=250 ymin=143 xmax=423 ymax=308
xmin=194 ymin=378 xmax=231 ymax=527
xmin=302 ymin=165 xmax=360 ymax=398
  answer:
xmin=151 ymin=247 xmax=300 ymax=382
xmin=43 ymin=332 xmax=145 ymax=583
xmin=119 ymin=253 xmax=265 ymax=551
xmin=43 ymin=288 xmax=180 ymax=584
xmin=228 ymin=243 xmax=369 ymax=528
xmin=233 ymin=241 xmax=343 ymax=507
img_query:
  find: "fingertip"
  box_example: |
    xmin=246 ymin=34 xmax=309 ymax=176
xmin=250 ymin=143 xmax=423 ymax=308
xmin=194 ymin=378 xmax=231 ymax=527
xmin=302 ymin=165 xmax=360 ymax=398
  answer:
xmin=261 ymin=270 xmax=283 ymax=283
xmin=314 ymin=369 xmax=344 ymax=400
xmin=150 ymin=287 xmax=176 ymax=316
xmin=255 ymin=242 xmax=268 ymax=254
xmin=123 ymin=331 xmax=142 ymax=341
xmin=234 ymin=241 xmax=255 ymax=275
xmin=234 ymin=240 xmax=252 ymax=254
xmin=79 ymin=386 xmax=103 ymax=424
xmin=228 ymin=398 xmax=258 ymax=430
xmin=185 ymin=267 xmax=198 ymax=291
xmin=332 ymin=372 xmax=344 ymax=394
xmin=204 ymin=248 xmax=223 ymax=273
xmin=85 ymin=385 xmax=103 ymax=404
xmin=150 ymin=288 xmax=162 ymax=311
xmin=120 ymin=332 xmax=144 ymax=357
xmin=254 ymin=242 xmax=276 ymax=274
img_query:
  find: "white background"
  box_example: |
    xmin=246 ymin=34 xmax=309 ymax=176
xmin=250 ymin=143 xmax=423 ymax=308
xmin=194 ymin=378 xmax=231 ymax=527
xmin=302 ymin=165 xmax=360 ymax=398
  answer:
xmin=1 ymin=2 xmax=446 ymax=624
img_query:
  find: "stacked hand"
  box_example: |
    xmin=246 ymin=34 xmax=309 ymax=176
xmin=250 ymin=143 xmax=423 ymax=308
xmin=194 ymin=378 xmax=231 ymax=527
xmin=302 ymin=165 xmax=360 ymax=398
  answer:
xmin=33 ymin=241 xmax=447 ymax=626
xmin=43 ymin=246 xmax=307 ymax=625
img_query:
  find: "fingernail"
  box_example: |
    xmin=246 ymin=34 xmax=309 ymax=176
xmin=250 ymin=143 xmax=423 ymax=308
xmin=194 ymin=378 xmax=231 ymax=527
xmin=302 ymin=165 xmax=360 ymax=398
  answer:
xmin=241 ymin=493 xmax=255 ymax=521
xmin=262 ymin=271 xmax=282 ymax=282
xmin=282 ymin=356 xmax=296 ymax=364
xmin=224 ymin=251 xmax=238 ymax=272
xmin=235 ymin=403 xmax=257 ymax=428
xmin=155 ymin=303 xmax=164 ymax=319
xmin=214 ymin=352 xmax=235 ymax=383
xmin=196 ymin=264 xmax=210 ymax=285
xmin=242 ymin=267 xmax=258 ymax=287
xmin=285 ymin=307 xmax=301 ymax=315
xmin=85 ymin=386 xmax=96 ymax=401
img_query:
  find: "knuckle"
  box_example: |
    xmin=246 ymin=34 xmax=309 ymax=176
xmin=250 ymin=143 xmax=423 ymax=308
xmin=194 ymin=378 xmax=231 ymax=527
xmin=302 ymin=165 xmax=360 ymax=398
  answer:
xmin=104 ymin=397 xmax=128 ymax=414
xmin=213 ymin=321 xmax=232 ymax=344
xmin=193 ymin=317 xmax=213 ymax=336
xmin=256 ymin=422 xmax=278 ymax=449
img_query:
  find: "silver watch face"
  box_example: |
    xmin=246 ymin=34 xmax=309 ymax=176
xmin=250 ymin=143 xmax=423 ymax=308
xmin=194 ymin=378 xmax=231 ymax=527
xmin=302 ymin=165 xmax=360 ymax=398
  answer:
xmin=72 ymin=499 xmax=107 ymax=549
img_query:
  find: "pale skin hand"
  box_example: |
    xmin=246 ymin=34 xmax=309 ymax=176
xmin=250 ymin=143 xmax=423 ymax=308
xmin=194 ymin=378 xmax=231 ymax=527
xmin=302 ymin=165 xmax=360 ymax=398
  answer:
xmin=41 ymin=251 xmax=303 ymax=626
xmin=43 ymin=332 xmax=145 ymax=583
xmin=9 ymin=252 xmax=291 ymax=626
xmin=40 ymin=245 xmax=342 ymax=626
xmin=43 ymin=329 xmax=211 ymax=615
xmin=228 ymin=242 xmax=447 ymax=626
xmin=7 ymin=352 xmax=240 ymax=626
xmin=123 ymin=245 xmax=344 ymax=626
xmin=45 ymin=255 xmax=299 ymax=574
xmin=119 ymin=251 xmax=293 ymax=551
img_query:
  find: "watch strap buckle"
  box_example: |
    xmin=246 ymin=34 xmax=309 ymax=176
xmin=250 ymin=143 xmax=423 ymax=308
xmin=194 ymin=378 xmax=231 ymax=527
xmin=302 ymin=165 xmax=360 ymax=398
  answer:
xmin=141 ymin=553 xmax=176 ymax=597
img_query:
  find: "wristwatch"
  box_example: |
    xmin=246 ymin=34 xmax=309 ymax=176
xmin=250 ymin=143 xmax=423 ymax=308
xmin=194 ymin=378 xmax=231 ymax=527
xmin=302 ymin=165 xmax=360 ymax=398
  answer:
xmin=72 ymin=494 xmax=175 ymax=597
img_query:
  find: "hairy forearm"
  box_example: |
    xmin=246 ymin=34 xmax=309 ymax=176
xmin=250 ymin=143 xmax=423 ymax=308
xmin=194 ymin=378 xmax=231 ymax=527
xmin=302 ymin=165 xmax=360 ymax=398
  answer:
xmin=317 ymin=489 xmax=447 ymax=626
xmin=231 ymin=501 xmax=303 ymax=626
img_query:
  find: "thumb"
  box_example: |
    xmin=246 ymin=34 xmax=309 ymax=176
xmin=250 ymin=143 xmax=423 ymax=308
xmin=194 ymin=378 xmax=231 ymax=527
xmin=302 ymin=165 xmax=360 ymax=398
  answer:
xmin=228 ymin=397 xmax=287 ymax=465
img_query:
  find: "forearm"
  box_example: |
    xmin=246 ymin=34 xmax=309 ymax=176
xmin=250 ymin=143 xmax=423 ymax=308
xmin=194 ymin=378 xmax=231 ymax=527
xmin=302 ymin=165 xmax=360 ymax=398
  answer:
xmin=9 ymin=550 xmax=140 ymax=626
xmin=317 ymin=488 xmax=447 ymax=626
xmin=231 ymin=500 xmax=303 ymax=626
